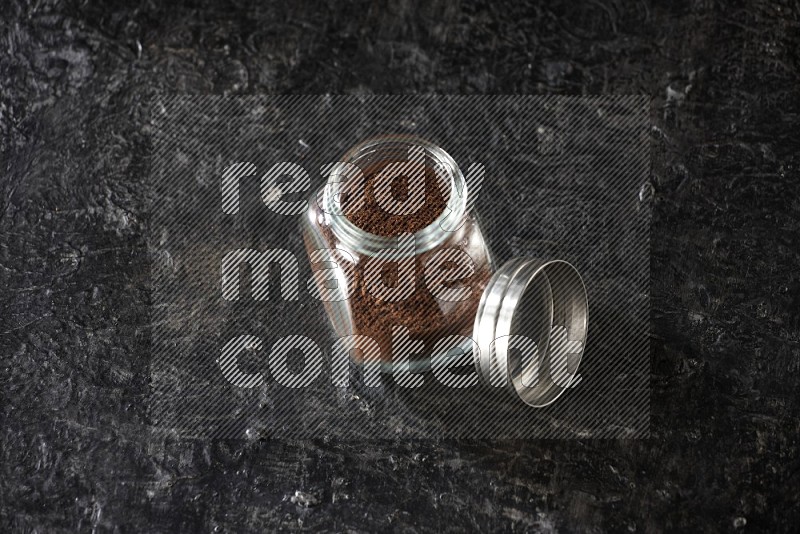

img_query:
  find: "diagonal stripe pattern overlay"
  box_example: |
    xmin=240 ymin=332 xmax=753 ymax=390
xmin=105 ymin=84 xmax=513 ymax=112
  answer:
xmin=149 ymin=96 xmax=651 ymax=439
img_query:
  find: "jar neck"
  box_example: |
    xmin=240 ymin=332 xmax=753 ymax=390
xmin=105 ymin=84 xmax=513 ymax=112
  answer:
xmin=324 ymin=136 xmax=467 ymax=258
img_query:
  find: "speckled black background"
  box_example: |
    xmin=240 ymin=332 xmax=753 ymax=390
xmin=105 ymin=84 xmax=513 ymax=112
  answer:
xmin=1 ymin=0 xmax=799 ymax=532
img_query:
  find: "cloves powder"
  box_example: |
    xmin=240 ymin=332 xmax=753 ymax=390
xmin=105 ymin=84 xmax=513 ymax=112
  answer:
xmin=332 ymin=159 xmax=492 ymax=364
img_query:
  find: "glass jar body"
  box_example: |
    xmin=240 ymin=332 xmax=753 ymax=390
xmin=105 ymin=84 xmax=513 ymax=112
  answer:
xmin=302 ymin=199 xmax=493 ymax=365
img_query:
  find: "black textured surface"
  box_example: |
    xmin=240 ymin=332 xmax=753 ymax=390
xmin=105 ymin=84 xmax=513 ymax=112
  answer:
xmin=149 ymin=95 xmax=649 ymax=440
xmin=1 ymin=0 xmax=799 ymax=531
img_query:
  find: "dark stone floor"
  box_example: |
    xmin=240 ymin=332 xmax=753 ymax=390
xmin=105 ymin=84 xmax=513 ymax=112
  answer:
xmin=1 ymin=0 xmax=798 ymax=531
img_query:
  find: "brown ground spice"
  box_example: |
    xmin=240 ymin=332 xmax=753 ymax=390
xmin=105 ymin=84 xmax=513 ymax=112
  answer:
xmin=342 ymin=161 xmax=450 ymax=236
xmin=333 ymin=161 xmax=492 ymax=364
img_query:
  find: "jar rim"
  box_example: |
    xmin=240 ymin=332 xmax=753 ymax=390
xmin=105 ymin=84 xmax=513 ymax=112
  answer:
xmin=324 ymin=135 xmax=468 ymax=257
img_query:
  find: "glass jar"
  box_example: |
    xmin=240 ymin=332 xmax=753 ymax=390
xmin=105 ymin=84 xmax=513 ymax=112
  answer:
xmin=302 ymin=136 xmax=494 ymax=368
xmin=303 ymin=136 xmax=590 ymax=407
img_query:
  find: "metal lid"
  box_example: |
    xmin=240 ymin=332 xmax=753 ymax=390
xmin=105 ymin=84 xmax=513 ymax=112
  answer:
xmin=473 ymin=258 xmax=588 ymax=407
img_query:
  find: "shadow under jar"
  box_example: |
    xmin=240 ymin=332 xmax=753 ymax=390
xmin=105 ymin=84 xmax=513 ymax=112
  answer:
xmin=302 ymin=136 xmax=494 ymax=370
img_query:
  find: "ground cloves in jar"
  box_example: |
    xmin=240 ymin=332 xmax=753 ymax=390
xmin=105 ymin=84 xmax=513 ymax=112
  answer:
xmin=304 ymin=138 xmax=494 ymax=365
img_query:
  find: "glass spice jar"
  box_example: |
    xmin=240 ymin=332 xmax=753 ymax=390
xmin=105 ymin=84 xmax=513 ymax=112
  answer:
xmin=302 ymin=136 xmax=589 ymax=407
xmin=302 ymin=136 xmax=494 ymax=369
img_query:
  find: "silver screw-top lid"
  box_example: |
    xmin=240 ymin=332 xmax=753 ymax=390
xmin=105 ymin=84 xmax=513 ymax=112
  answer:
xmin=473 ymin=258 xmax=588 ymax=407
